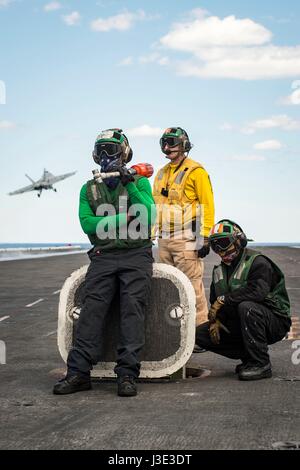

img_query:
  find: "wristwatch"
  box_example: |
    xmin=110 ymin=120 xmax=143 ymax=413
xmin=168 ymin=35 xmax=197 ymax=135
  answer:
xmin=217 ymin=295 xmax=225 ymax=305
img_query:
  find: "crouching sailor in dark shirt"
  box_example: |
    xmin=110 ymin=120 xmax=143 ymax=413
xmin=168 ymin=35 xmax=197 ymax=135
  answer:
xmin=195 ymin=219 xmax=291 ymax=381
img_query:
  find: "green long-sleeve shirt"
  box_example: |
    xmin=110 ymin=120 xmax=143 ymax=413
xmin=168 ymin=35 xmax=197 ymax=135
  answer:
xmin=79 ymin=177 xmax=155 ymax=236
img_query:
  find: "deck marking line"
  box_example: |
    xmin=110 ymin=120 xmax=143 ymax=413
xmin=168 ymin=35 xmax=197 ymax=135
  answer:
xmin=26 ymin=298 xmax=44 ymax=308
xmin=52 ymin=290 xmax=61 ymax=295
xmin=0 ymin=316 xmax=10 ymax=322
xmin=44 ymin=330 xmax=57 ymax=337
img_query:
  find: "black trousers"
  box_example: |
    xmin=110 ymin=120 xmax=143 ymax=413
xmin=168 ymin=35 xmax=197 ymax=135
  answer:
xmin=196 ymin=301 xmax=291 ymax=367
xmin=67 ymin=246 xmax=153 ymax=378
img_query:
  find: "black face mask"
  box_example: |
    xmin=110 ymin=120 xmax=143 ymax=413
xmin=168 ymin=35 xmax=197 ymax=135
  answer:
xmin=99 ymin=154 xmax=122 ymax=190
xmin=100 ymin=154 xmax=122 ymax=173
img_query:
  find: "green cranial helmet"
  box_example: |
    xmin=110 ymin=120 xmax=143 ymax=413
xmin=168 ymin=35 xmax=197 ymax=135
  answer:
xmin=93 ymin=128 xmax=133 ymax=165
xmin=160 ymin=127 xmax=192 ymax=154
xmin=209 ymin=220 xmax=248 ymax=253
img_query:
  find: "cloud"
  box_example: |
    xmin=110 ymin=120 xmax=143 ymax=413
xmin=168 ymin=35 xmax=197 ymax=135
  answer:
xmin=280 ymin=89 xmax=300 ymax=105
xmin=139 ymin=53 xmax=169 ymax=66
xmin=220 ymin=123 xmax=235 ymax=131
xmin=0 ymin=120 xmax=16 ymax=129
xmin=126 ymin=125 xmax=163 ymax=137
xmin=280 ymin=80 xmax=300 ymax=105
xmin=243 ymin=115 xmax=300 ymax=134
xmin=44 ymin=2 xmax=61 ymax=12
xmin=158 ymin=10 xmax=300 ymax=80
xmin=0 ymin=0 xmax=13 ymax=7
xmin=253 ymin=140 xmax=283 ymax=150
xmin=62 ymin=11 xmax=80 ymax=26
xmin=292 ymin=80 xmax=300 ymax=90
xmin=186 ymin=8 xmax=211 ymax=20
xmin=0 ymin=0 xmax=16 ymax=9
xmin=117 ymin=53 xmax=169 ymax=67
xmin=263 ymin=15 xmax=292 ymax=24
xmin=230 ymin=155 xmax=265 ymax=161
xmin=118 ymin=56 xmax=134 ymax=66
xmin=161 ymin=13 xmax=272 ymax=50
xmin=176 ymin=46 xmax=300 ymax=80
xmin=91 ymin=10 xmax=146 ymax=32
xmin=0 ymin=80 xmax=6 ymax=104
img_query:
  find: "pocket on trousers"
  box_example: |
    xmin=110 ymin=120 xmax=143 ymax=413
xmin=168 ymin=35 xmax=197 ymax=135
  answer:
xmin=182 ymin=250 xmax=202 ymax=279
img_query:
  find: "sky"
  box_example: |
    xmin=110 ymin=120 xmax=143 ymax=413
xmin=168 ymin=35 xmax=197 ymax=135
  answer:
xmin=0 ymin=0 xmax=300 ymax=243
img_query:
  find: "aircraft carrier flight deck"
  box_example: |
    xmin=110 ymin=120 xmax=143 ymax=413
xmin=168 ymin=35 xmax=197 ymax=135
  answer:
xmin=0 ymin=247 xmax=299 ymax=450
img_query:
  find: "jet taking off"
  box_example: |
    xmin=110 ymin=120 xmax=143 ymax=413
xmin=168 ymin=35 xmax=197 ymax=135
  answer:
xmin=9 ymin=169 xmax=76 ymax=197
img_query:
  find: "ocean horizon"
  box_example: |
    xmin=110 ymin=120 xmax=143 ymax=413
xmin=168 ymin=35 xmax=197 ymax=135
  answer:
xmin=0 ymin=243 xmax=91 ymax=262
xmin=0 ymin=243 xmax=91 ymax=249
xmin=0 ymin=241 xmax=299 ymax=262
xmin=0 ymin=242 xmax=299 ymax=250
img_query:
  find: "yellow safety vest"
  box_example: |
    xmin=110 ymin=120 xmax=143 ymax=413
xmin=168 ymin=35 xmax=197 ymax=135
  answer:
xmin=153 ymin=158 xmax=204 ymax=236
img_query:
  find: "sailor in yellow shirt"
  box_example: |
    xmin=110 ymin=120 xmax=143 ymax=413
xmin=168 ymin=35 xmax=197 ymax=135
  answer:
xmin=153 ymin=127 xmax=215 ymax=326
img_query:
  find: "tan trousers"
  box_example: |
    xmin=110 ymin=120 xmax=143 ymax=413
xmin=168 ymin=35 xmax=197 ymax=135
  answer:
xmin=158 ymin=238 xmax=208 ymax=326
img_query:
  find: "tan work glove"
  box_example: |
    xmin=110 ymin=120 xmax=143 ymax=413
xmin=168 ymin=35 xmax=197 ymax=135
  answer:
xmin=209 ymin=319 xmax=230 ymax=345
xmin=208 ymin=296 xmax=225 ymax=323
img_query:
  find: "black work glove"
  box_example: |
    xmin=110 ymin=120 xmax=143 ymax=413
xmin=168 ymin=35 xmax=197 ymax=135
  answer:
xmin=197 ymin=237 xmax=210 ymax=258
xmin=119 ymin=166 xmax=135 ymax=186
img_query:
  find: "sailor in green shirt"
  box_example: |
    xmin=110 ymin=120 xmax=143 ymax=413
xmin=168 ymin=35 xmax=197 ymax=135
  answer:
xmin=53 ymin=129 xmax=155 ymax=397
xmin=79 ymin=175 xmax=154 ymax=249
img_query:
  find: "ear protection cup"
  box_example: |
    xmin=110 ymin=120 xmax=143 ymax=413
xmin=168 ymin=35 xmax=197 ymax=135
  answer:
xmin=127 ymin=147 xmax=133 ymax=163
xmin=183 ymin=139 xmax=192 ymax=152
xmin=92 ymin=150 xmax=100 ymax=165
xmin=237 ymin=233 xmax=248 ymax=248
xmin=121 ymin=132 xmax=133 ymax=163
xmin=178 ymin=127 xmax=192 ymax=152
xmin=217 ymin=219 xmax=248 ymax=248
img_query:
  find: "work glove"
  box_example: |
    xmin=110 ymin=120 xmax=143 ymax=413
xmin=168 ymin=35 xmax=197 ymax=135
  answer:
xmin=119 ymin=166 xmax=135 ymax=186
xmin=208 ymin=296 xmax=225 ymax=323
xmin=209 ymin=319 xmax=230 ymax=345
xmin=197 ymin=237 xmax=210 ymax=259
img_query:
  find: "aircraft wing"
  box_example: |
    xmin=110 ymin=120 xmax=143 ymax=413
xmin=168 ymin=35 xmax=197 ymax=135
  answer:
xmin=8 ymin=184 xmax=35 ymax=195
xmin=48 ymin=171 xmax=76 ymax=184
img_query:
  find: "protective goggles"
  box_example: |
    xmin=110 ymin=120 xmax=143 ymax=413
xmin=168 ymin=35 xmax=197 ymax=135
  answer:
xmin=95 ymin=142 xmax=122 ymax=158
xmin=160 ymin=136 xmax=182 ymax=148
xmin=210 ymin=236 xmax=235 ymax=253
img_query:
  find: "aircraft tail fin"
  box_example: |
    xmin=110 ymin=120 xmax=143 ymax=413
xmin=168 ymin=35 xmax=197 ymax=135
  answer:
xmin=43 ymin=169 xmax=55 ymax=179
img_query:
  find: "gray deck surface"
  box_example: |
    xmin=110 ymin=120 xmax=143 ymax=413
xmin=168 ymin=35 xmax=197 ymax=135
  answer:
xmin=0 ymin=247 xmax=299 ymax=450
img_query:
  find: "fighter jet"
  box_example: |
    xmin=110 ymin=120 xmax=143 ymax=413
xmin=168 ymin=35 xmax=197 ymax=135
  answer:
xmin=8 ymin=169 xmax=76 ymax=197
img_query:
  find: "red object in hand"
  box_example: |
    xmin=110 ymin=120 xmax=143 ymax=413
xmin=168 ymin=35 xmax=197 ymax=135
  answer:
xmin=130 ymin=163 xmax=154 ymax=178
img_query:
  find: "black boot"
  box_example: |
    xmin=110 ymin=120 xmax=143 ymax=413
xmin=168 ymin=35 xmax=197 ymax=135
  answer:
xmin=53 ymin=374 xmax=91 ymax=395
xmin=238 ymin=363 xmax=272 ymax=381
xmin=235 ymin=362 xmax=248 ymax=374
xmin=193 ymin=344 xmax=207 ymax=353
xmin=117 ymin=376 xmax=137 ymax=397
